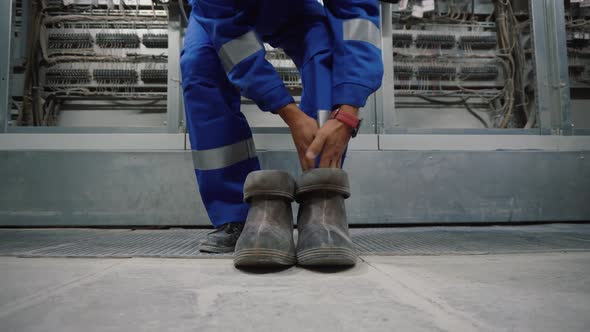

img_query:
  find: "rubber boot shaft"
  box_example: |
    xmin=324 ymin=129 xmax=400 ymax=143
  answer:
xmin=296 ymin=169 xmax=357 ymax=266
xmin=234 ymin=170 xmax=296 ymax=267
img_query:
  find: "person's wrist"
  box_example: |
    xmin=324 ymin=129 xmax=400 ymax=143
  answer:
xmin=338 ymin=105 xmax=359 ymax=117
xmin=331 ymin=105 xmax=361 ymax=138
xmin=278 ymin=103 xmax=306 ymax=127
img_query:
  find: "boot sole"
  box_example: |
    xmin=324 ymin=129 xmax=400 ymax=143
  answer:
xmin=234 ymin=248 xmax=296 ymax=267
xmin=297 ymin=247 xmax=357 ymax=266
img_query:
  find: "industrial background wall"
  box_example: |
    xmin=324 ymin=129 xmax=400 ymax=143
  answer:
xmin=1 ymin=148 xmax=589 ymax=226
xmin=0 ymin=0 xmax=589 ymax=226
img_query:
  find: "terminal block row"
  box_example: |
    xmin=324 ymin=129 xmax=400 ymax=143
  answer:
xmin=393 ymin=64 xmax=414 ymax=77
xmin=48 ymin=33 xmax=170 ymax=49
xmin=48 ymin=33 xmax=94 ymax=49
xmin=393 ymin=33 xmax=497 ymax=50
xmin=142 ymin=34 xmax=168 ymax=48
xmin=275 ymin=67 xmax=301 ymax=86
xmin=415 ymin=34 xmax=456 ymax=49
xmin=93 ymin=69 xmax=138 ymax=84
xmin=567 ymin=30 xmax=590 ymax=49
xmin=392 ymin=33 xmax=413 ymax=47
xmin=460 ymin=66 xmax=499 ymax=80
xmin=568 ymin=64 xmax=586 ymax=77
xmin=45 ymin=69 xmax=91 ymax=84
xmin=140 ymin=69 xmax=168 ymax=83
xmin=416 ymin=65 xmax=456 ymax=78
xmin=45 ymin=69 xmax=170 ymax=84
xmin=394 ymin=64 xmax=499 ymax=80
xmin=459 ymin=36 xmax=497 ymax=50
xmin=96 ymin=33 xmax=141 ymax=48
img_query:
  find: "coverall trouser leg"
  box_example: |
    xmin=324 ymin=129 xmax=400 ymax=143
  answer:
xmin=181 ymin=14 xmax=260 ymax=228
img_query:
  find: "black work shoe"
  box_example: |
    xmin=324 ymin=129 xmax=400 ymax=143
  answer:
xmin=199 ymin=222 xmax=245 ymax=253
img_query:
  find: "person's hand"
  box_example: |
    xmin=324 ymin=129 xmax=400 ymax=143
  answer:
xmin=305 ymin=105 xmax=358 ymax=168
xmin=278 ymin=103 xmax=319 ymax=170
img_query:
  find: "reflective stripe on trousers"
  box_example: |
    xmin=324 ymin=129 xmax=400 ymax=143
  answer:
xmin=192 ymin=138 xmax=257 ymax=171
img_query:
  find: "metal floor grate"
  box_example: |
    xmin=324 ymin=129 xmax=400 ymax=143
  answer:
xmin=1 ymin=224 xmax=589 ymax=258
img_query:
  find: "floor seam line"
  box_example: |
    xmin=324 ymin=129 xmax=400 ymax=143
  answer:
xmin=0 ymin=259 xmax=128 ymax=318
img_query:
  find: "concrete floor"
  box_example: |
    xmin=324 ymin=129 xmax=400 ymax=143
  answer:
xmin=1 ymin=253 xmax=589 ymax=332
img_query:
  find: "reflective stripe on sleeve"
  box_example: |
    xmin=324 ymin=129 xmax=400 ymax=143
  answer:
xmin=218 ymin=31 xmax=264 ymax=73
xmin=343 ymin=18 xmax=381 ymax=49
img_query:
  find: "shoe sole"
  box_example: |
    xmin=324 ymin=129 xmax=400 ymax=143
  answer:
xmin=297 ymin=247 xmax=357 ymax=266
xmin=234 ymin=248 xmax=296 ymax=267
xmin=199 ymin=244 xmax=235 ymax=254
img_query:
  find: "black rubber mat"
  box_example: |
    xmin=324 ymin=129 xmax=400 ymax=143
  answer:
xmin=0 ymin=224 xmax=589 ymax=258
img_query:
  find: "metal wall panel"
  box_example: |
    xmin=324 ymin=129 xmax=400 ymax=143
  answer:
xmin=530 ymin=0 xmax=573 ymax=134
xmin=0 ymin=150 xmax=588 ymax=226
xmin=0 ymin=0 xmax=13 ymax=133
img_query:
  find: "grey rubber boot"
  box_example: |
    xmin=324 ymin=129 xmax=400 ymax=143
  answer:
xmin=295 ymin=168 xmax=357 ymax=266
xmin=233 ymin=170 xmax=297 ymax=267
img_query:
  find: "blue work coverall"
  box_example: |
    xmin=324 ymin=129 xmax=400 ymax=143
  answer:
xmin=181 ymin=0 xmax=383 ymax=227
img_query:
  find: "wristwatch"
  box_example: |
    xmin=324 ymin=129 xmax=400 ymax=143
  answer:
xmin=329 ymin=108 xmax=362 ymax=138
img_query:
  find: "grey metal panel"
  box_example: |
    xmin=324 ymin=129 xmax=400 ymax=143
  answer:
xmin=359 ymin=93 xmax=377 ymax=134
xmin=557 ymin=136 xmax=590 ymax=152
xmin=378 ymin=135 xmax=562 ymax=151
xmin=166 ymin=7 xmax=183 ymax=133
xmin=0 ymin=151 xmax=205 ymax=226
xmin=386 ymin=128 xmax=543 ymax=135
xmin=0 ymin=150 xmax=589 ymax=226
xmin=0 ymin=134 xmax=186 ymax=150
xmin=0 ymin=0 xmax=14 ymax=133
xmin=575 ymin=129 xmax=590 ymax=136
xmin=572 ymin=99 xmax=590 ymax=130
xmin=377 ymin=2 xmax=395 ymax=134
xmin=9 ymin=74 xmax=24 ymax=102
xmin=7 ymin=126 xmax=170 ymax=134
xmin=530 ymin=0 xmax=573 ymax=134
xmin=12 ymin=0 xmax=28 ymax=69
xmin=57 ymin=110 xmax=167 ymax=128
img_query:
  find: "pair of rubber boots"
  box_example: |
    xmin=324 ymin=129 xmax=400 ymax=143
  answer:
xmin=234 ymin=168 xmax=357 ymax=267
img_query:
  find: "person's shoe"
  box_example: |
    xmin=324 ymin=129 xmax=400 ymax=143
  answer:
xmin=295 ymin=168 xmax=357 ymax=266
xmin=233 ymin=170 xmax=297 ymax=267
xmin=198 ymin=222 xmax=245 ymax=253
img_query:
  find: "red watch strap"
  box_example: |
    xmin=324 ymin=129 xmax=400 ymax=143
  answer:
xmin=330 ymin=109 xmax=360 ymax=129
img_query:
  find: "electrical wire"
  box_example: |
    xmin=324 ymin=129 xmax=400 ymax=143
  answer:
xmin=178 ymin=0 xmax=189 ymax=24
xmin=414 ymin=95 xmax=489 ymax=128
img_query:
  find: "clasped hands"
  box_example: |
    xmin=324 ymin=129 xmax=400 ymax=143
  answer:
xmin=278 ymin=103 xmax=358 ymax=170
